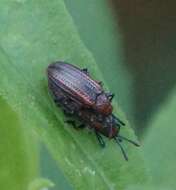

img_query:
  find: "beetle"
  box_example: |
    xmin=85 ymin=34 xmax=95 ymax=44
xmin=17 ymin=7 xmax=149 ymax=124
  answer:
xmin=47 ymin=62 xmax=139 ymax=160
xmin=67 ymin=108 xmax=139 ymax=161
xmin=47 ymin=61 xmax=114 ymax=116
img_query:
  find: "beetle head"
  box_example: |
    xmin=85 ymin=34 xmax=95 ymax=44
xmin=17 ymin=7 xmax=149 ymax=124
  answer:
xmin=96 ymin=93 xmax=112 ymax=115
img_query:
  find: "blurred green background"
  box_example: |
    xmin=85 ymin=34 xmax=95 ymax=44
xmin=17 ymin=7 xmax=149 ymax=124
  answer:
xmin=0 ymin=0 xmax=176 ymax=190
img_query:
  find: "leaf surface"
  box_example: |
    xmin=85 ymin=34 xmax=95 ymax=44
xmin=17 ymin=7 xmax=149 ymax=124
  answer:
xmin=0 ymin=0 xmax=147 ymax=189
xmin=0 ymin=96 xmax=38 ymax=190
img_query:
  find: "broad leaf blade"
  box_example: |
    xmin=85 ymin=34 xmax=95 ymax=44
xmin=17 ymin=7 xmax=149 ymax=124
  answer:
xmin=0 ymin=0 xmax=147 ymax=189
xmin=0 ymin=97 xmax=39 ymax=190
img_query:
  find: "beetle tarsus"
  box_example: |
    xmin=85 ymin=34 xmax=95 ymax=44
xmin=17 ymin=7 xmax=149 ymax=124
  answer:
xmin=117 ymin=135 xmax=140 ymax=147
xmin=114 ymin=137 xmax=128 ymax=161
xmin=95 ymin=130 xmax=106 ymax=148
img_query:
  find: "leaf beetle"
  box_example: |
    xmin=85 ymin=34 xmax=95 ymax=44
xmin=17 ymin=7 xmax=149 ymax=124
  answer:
xmin=47 ymin=61 xmax=139 ymax=160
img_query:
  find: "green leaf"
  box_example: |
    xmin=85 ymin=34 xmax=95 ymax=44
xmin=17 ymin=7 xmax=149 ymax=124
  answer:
xmin=0 ymin=96 xmax=39 ymax=190
xmin=0 ymin=0 xmax=147 ymax=189
xmin=28 ymin=178 xmax=54 ymax=190
xmin=143 ymin=88 xmax=176 ymax=189
xmin=126 ymin=185 xmax=173 ymax=190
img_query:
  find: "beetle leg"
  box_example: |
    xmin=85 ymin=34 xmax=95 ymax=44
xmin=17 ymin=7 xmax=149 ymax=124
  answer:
xmin=95 ymin=130 xmax=106 ymax=148
xmin=106 ymin=92 xmax=114 ymax=101
xmin=114 ymin=137 xmax=128 ymax=161
xmin=82 ymin=68 xmax=89 ymax=74
xmin=66 ymin=120 xmax=85 ymax=129
xmin=112 ymin=114 xmax=125 ymax=126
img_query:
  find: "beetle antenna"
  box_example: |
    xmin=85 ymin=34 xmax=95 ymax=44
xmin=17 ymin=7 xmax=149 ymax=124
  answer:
xmin=114 ymin=137 xmax=128 ymax=161
xmin=112 ymin=114 xmax=125 ymax=126
xmin=118 ymin=135 xmax=140 ymax=147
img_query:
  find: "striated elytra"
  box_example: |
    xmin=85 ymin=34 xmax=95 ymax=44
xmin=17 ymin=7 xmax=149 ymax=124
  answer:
xmin=47 ymin=61 xmax=139 ymax=161
xmin=47 ymin=62 xmax=113 ymax=115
